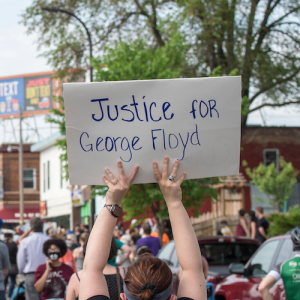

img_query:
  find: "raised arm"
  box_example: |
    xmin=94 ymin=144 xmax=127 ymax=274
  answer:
xmin=79 ymin=161 xmax=138 ymax=300
xmin=153 ymin=157 xmax=206 ymax=299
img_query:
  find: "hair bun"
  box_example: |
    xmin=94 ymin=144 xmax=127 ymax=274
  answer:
xmin=139 ymin=282 xmax=157 ymax=296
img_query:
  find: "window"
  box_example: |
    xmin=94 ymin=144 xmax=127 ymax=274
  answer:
xmin=43 ymin=163 xmax=46 ymax=192
xmin=275 ymin=238 xmax=293 ymax=265
xmin=47 ymin=161 xmax=50 ymax=189
xmin=248 ymin=239 xmax=280 ymax=276
xmin=23 ymin=169 xmax=36 ymax=189
xmin=263 ymin=149 xmax=279 ymax=169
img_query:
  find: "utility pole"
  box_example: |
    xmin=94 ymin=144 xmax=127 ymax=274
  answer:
xmin=19 ymin=108 xmax=24 ymax=225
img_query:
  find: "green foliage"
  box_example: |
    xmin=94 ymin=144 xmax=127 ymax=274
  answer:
xmin=267 ymin=206 xmax=300 ymax=237
xmin=92 ymin=32 xmax=187 ymax=81
xmin=246 ymin=157 xmax=298 ymax=210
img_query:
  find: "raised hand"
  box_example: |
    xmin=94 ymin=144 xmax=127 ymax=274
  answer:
xmin=102 ymin=160 xmax=139 ymax=205
xmin=153 ymin=156 xmax=186 ymax=204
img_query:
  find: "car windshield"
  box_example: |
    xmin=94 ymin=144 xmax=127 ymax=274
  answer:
xmin=201 ymin=242 xmax=258 ymax=266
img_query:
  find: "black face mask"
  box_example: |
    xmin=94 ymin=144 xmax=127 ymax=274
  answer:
xmin=47 ymin=253 xmax=60 ymax=261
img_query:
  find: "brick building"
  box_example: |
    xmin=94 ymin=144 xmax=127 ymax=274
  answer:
xmin=0 ymin=144 xmax=40 ymax=224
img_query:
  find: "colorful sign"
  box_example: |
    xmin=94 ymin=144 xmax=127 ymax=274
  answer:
xmin=24 ymin=74 xmax=52 ymax=112
xmin=63 ymin=77 xmax=242 ymax=185
xmin=0 ymin=77 xmax=24 ymax=115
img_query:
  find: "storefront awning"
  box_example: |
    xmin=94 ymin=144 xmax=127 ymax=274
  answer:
xmin=0 ymin=207 xmax=40 ymax=223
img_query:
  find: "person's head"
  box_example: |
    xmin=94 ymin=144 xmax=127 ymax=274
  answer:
xmin=121 ymin=255 xmax=173 ymax=300
xmin=4 ymin=232 xmax=13 ymax=242
xmin=248 ymin=210 xmax=257 ymax=222
xmin=114 ymin=226 xmax=121 ymax=238
xmin=136 ymin=246 xmax=152 ymax=259
xmin=30 ymin=217 xmax=43 ymax=233
xmin=291 ymin=226 xmax=300 ymax=251
xmin=83 ymin=225 xmax=89 ymax=233
xmin=220 ymin=220 xmax=228 ymax=227
xmin=238 ymin=209 xmax=246 ymax=217
xmin=83 ymin=234 xmax=117 ymax=261
xmin=255 ymin=206 xmax=264 ymax=217
xmin=46 ymin=227 xmax=55 ymax=238
xmin=79 ymin=232 xmax=88 ymax=246
xmin=66 ymin=233 xmax=77 ymax=248
xmin=43 ymin=238 xmax=67 ymax=262
xmin=74 ymin=224 xmax=81 ymax=233
xmin=142 ymin=222 xmax=152 ymax=235
xmin=0 ymin=218 xmax=3 ymax=228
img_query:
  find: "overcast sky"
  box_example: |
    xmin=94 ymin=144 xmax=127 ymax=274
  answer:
xmin=0 ymin=0 xmax=299 ymax=132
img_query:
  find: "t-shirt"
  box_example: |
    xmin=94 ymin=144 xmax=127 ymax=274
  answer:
xmin=87 ymin=297 xmax=193 ymax=300
xmin=34 ymin=263 xmax=74 ymax=300
xmin=0 ymin=241 xmax=10 ymax=291
xmin=255 ymin=217 xmax=269 ymax=243
xmin=136 ymin=236 xmax=161 ymax=256
xmin=108 ymin=239 xmax=124 ymax=267
xmin=59 ymin=248 xmax=77 ymax=272
xmin=221 ymin=226 xmax=231 ymax=236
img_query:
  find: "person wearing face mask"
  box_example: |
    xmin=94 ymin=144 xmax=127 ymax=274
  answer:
xmin=34 ymin=238 xmax=74 ymax=300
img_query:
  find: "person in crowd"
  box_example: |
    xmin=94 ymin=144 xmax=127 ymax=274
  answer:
xmin=150 ymin=220 xmax=170 ymax=247
xmin=108 ymin=236 xmax=133 ymax=267
xmin=59 ymin=244 xmax=77 ymax=272
xmin=73 ymin=233 xmax=88 ymax=272
xmin=0 ymin=219 xmax=10 ymax=300
xmin=46 ymin=227 xmax=55 ymax=238
xmin=17 ymin=217 xmax=50 ymax=300
xmin=4 ymin=233 xmax=18 ymax=298
xmin=83 ymin=225 xmax=89 ymax=233
xmin=34 ymin=238 xmax=73 ymax=300
xmin=248 ymin=210 xmax=257 ymax=239
xmin=79 ymin=158 xmax=206 ymax=300
xmin=220 ymin=220 xmax=233 ymax=236
xmin=66 ymin=233 xmax=79 ymax=251
xmin=255 ymin=206 xmax=269 ymax=244
xmin=116 ymin=231 xmax=133 ymax=268
xmin=66 ymin=236 xmax=124 ymax=300
xmin=164 ymin=219 xmax=173 ymax=240
xmin=117 ymin=222 xmax=126 ymax=236
xmin=136 ymin=222 xmax=161 ymax=256
xmin=236 ymin=209 xmax=250 ymax=237
xmin=258 ymin=226 xmax=300 ymax=300
xmin=74 ymin=225 xmax=82 ymax=244
xmin=136 ymin=245 xmax=152 ymax=259
xmin=113 ymin=226 xmax=122 ymax=240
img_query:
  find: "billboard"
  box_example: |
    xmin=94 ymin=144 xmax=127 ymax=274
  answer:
xmin=24 ymin=74 xmax=53 ymax=112
xmin=0 ymin=77 xmax=24 ymax=116
xmin=0 ymin=72 xmax=55 ymax=118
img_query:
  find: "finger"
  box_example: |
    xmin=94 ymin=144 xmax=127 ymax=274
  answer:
xmin=105 ymin=168 xmax=117 ymax=183
xmin=176 ymin=172 xmax=186 ymax=185
xmin=170 ymin=160 xmax=179 ymax=179
xmin=117 ymin=160 xmax=126 ymax=179
xmin=126 ymin=165 xmax=139 ymax=184
xmin=162 ymin=156 xmax=169 ymax=180
xmin=153 ymin=161 xmax=162 ymax=182
xmin=102 ymin=175 xmax=113 ymax=188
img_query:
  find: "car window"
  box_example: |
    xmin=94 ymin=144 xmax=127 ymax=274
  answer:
xmin=248 ymin=239 xmax=280 ymax=276
xmin=275 ymin=238 xmax=293 ymax=265
xmin=200 ymin=243 xmax=258 ymax=265
xmin=157 ymin=242 xmax=174 ymax=265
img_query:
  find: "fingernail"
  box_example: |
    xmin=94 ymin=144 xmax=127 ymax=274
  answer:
xmin=164 ymin=156 xmax=168 ymax=160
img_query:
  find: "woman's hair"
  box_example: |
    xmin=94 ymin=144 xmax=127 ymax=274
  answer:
xmin=83 ymin=234 xmax=118 ymax=261
xmin=124 ymin=255 xmax=172 ymax=300
xmin=43 ymin=238 xmax=67 ymax=257
xmin=238 ymin=209 xmax=246 ymax=217
xmin=248 ymin=210 xmax=257 ymax=222
xmin=79 ymin=232 xmax=88 ymax=243
xmin=30 ymin=217 xmax=44 ymax=232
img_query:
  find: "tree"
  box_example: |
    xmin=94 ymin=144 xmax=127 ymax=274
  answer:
xmin=91 ymin=38 xmax=219 ymax=240
xmin=245 ymin=157 xmax=298 ymax=211
xmin=267 ymin=205 xmax=300 ymax=237
xmin=22 ymin=0 xmax=300 ymax=134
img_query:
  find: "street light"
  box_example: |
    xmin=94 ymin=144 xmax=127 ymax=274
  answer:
xmin=7 ymin=108 xmax=24 ymax=225
xmin=41 ymin=7 xmax=93 ymax=82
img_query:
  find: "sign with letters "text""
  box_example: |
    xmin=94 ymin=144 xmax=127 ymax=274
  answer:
xmin=64 ymin=77 xmax=241 ymax=185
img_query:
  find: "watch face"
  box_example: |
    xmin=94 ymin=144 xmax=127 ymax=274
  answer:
xmin=112 ymin=205 xmax=122 ymax=217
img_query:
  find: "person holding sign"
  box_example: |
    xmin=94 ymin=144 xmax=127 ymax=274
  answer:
xmin=79 ymin=157 xmax=206 ymax=300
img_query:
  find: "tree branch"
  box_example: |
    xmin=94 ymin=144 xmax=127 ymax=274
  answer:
xmin=249 ymin=66 xmax=300 ymax=102
xmin=249 ymin=99 xmax=300 ymax=113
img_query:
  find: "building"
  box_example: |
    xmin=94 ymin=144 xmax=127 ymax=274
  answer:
xmin=0 ymin=143 xmax=40 ymax=224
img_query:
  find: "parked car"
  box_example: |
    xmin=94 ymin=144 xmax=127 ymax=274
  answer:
xmin=215 ymin=234 xmax=293 ymax=300
xmin=157 ymin=236 xmax=259 ymax=294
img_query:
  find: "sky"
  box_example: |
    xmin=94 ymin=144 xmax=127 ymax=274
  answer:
xmin=0 ymin=0 xmax=299 ymax=143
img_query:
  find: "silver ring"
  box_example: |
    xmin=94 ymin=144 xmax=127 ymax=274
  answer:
xmin=114 ymin=180 xmax=118 ymax=185
xmin=169 ymin=175 xmax=174 ymax=181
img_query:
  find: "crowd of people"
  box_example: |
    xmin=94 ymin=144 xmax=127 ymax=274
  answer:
xmin=218 ymin=207 xmax=269 ymax=244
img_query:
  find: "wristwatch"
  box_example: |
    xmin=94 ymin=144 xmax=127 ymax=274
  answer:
xmin=104 ymin=204 xmax=123 ymax=217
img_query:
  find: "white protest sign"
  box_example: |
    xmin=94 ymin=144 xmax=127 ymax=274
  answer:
xmin=64 ymin=77 xmax=241 ymax=185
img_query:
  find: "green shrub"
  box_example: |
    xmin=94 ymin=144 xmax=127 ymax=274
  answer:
xmin=267 ymin=206 xmax=300 ymax=237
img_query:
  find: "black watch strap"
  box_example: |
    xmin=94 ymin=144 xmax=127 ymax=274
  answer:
xmin=104 ymin=204 xmax=122 ymax=217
